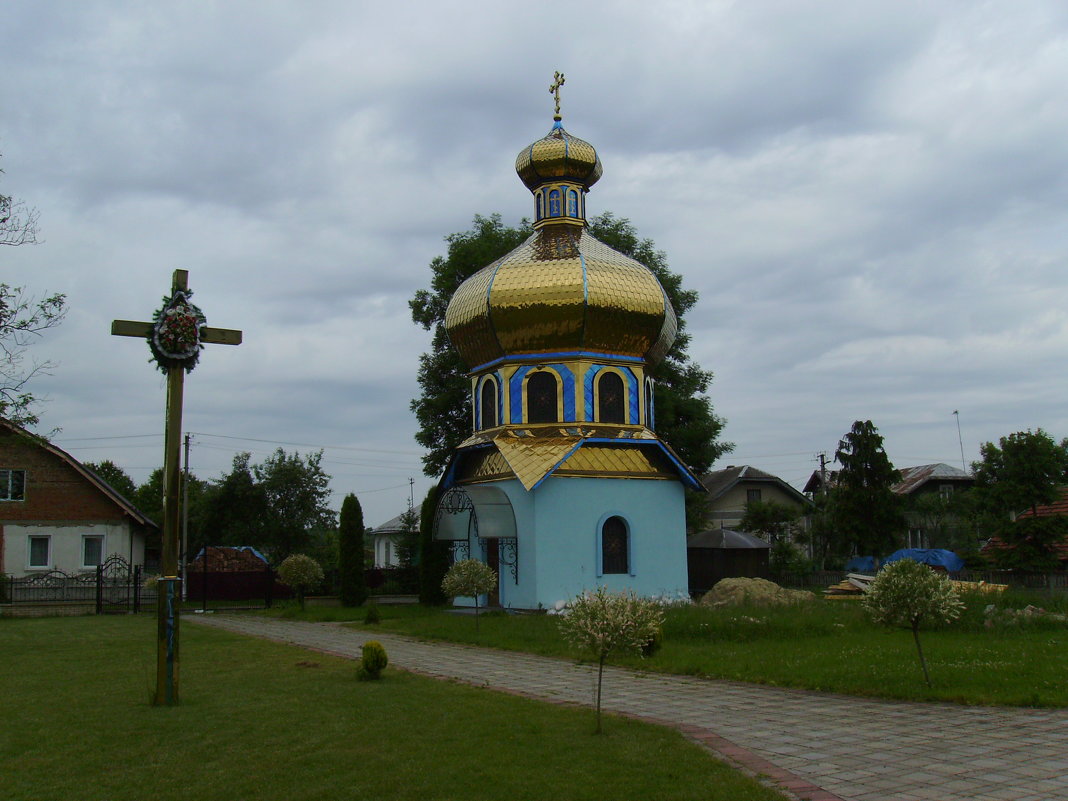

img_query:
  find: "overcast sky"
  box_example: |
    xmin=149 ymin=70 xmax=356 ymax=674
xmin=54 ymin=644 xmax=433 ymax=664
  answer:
xmin=3 ymin=1 xmax=1067 ymax=526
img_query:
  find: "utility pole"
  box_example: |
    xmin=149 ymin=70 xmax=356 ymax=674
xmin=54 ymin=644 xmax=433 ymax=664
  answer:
xmin=818 ymin=452 xmax=829 ymax=495
xmin=181 ymin=433 xmax=191 ymax=601
xmin=409 ymin=476 xmax=415 ymax=510
xmin=953 ymin=410 xmax=967 ymax=472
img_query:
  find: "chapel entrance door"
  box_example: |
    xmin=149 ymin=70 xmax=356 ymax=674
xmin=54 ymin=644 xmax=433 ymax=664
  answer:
xmin=485 ymin=539 xmax=500 ymax=608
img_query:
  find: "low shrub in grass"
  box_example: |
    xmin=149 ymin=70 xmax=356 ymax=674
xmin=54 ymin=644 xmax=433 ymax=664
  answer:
xmin=357 ymin=640 xmax=388 ymax=680
xmin=364 ymin=603 xmax=381 ymax=624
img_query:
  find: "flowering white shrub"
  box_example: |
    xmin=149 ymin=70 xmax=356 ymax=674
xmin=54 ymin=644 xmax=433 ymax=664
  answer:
xmin=441 ymin=559 xmax=498 ymax=631
xmin=557 ymin=586 xmax=664 ymax=733
xmin=862 ymin=558 xmax=964 ymax=687
xmin=277 ymin=553 xmax=325 ymax=611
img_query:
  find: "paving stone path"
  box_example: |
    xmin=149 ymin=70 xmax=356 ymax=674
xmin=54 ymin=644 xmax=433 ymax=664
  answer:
xmin=190 ymin=615 xmax=1068 ymax=801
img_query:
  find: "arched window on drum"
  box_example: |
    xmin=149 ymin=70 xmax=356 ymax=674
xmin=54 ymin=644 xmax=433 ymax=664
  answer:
xmin=526 ymin=371 xmax=559 ymax=424
xmin=596 ymin=371 xmax=625 ymax=424
xmin=480 ymin=377 xmax=498 ymax=429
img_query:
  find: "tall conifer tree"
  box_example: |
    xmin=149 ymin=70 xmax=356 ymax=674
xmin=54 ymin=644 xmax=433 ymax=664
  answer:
xmin=338 ymin=493 xmax=368 ymax=607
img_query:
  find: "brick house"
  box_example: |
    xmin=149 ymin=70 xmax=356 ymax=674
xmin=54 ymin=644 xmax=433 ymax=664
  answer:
xmin=0 ymin=419 xmax=157 ymax=577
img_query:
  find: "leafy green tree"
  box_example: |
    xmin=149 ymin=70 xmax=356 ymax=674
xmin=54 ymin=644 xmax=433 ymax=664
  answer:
xmin=84 ymin=459 xmax=138 ymax=501
xmin=254 ymin=448 xmax=335 ymax=559
xmin=862 ymin=559 xmax=964 ymax=687
xmin=973 ymin=430 xmax=1068 ymax=518
xmin=338 ymin=493 xmax=368 ymax=607
xmin=409 ymin=213 xmax=732 ymax=480
xmin=0 ymin=284 xmax=66 ymax=429
xmin=418 ymin=485 xmax=450 ymax=605
xmin=972 ymin=430 xmax=1068 ymax=571
xmin=557 ymin=587 xmax=664 ymax=734
xmin=739 ymin=499 xmax=802 ymax=544
xmin=276 ymin=553 xmax=324 ymax=611
xmin=830 ymin=420 xmax=905 ymax=562
xmin=195 ymin=454 xmax=268 ymax=549
xmin=441 ymin=558 xmax=498 ymax=631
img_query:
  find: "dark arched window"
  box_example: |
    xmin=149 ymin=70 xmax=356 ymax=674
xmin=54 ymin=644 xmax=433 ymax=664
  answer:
xmin=536 ymin=193 xmax=543 ymax=221
xmin=480 ymin=378 xmax=498 ymax=429
xmin=526 ymin=371 xmax=559 ymax=424
xmin=549 ymin=189 xmax=561 ymax=217
xmin=645 ymin=380 xmax=655 ymax=428
xmin=597 ymin=372 xmax=625 ymax=424
xmin=601 ymin=516 xmax=629 ymax=574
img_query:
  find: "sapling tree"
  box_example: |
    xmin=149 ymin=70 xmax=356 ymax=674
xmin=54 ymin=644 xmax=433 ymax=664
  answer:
xmin=441 ymin=558 xmax=497 ymax=631
xmin=862 ymin=559 xmax=964 ymax=687
xmin=557 ymin=587 xmax=664 ymax=734
xmin=277 ymin=553 xmax=324 ymax=611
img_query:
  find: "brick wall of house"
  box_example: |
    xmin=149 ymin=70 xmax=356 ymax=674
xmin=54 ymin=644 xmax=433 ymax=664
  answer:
xmin=0 ymin=428 xmax=127 ymax=524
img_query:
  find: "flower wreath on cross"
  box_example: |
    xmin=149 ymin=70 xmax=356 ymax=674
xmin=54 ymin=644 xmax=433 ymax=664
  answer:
xmin=148 ymin=288 xmax=207 ymax=373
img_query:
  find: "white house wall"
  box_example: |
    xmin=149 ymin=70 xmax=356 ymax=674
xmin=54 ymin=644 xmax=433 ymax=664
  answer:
xmin=4 ymin=521 xmax=141 ymax=577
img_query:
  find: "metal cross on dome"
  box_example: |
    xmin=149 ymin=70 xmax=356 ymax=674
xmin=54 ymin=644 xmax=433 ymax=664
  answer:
xmin=550 ymin=71 xmax=565 ymax=118
xmin=111 ymin=269 xmax=242 ymax=706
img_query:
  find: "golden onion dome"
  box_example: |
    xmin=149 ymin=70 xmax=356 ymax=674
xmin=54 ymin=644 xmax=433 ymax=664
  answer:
xmin=446 ymin=225 xmax=677 ymax=370
xmin=515 ymin=120 xmax=602 ymax=192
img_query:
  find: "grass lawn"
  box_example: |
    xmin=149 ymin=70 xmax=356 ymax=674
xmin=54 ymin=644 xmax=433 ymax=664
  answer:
xmin=270 ymin=590 xmax=1068 ymax=707
xmin=0 ymin=615 xmax=783 ymax=801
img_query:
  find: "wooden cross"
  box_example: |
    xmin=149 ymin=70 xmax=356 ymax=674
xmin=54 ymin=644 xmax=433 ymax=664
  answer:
xmin=111 ymin=268 xmax=241 ymax=706
xmin=550 ymin=71 xmax=565 ymax=119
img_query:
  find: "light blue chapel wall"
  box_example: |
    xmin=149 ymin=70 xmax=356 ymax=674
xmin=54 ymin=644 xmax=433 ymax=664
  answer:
xmin=531 ymin=476 xmax=688 ymax=608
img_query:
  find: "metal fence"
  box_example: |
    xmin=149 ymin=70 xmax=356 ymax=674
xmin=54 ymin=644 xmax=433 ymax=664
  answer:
xmin=1 ymin=555 xmax=154 ymax=615
xmin=777 ymin=568 xmax=1068 ymax=592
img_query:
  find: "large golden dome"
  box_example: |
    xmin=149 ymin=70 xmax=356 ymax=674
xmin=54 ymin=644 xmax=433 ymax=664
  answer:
xmin=446 ymin=225 xmax=677 ymax=370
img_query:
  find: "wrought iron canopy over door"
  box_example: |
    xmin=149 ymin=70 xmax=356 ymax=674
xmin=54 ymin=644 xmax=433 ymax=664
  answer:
xmin=434 ymin=484 xmax=519 ymax=582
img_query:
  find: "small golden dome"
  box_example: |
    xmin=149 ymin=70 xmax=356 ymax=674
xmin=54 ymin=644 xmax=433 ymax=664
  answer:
xmin=515 ymin=121 xmax=603 ymax=192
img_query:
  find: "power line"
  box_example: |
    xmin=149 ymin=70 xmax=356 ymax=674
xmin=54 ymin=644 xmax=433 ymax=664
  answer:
xmin=189 ymin=431 xmax=424 ymax=457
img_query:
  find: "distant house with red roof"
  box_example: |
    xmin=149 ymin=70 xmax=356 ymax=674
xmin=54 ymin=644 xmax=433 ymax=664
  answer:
xmin=0 ymin=419 xmax=157 ymax=577
xmin=982 ymin=487 xmax=1068 ymax=564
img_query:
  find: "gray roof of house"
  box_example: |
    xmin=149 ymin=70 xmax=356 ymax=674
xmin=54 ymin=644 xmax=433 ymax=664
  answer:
xmin=893 ymin=463 xmax=973 ymax=495
xmin=687 ymin=528 xmax=771 ymax=549
xmin=700 ymin=465 xmax=811 ymax=506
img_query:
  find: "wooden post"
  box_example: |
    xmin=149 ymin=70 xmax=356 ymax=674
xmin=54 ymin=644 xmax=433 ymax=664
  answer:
xmin=112 ymin=269 xmax=241 ymax=706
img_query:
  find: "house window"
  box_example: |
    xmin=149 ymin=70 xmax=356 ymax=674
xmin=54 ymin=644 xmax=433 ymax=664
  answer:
xmin=939 ymin=484 xmax=953 ymax=500
xmin=747 ymin=489 xmax=762 ymax=504
xmin=526 ymin=371 xmax=559 ymax=424
xmin=596 ymin=372 xmax=625 ymax=424
xmin=601 ymin=516 xmax=629 ymax=575
xmin=28 ymin=535 xmax=50 ymax=569
xmin=0 ymin=469 xmax=26 ymax=501
xmin=82 ymin=535 xmax=105 ymax=568
xmin=481 ymin=378 xmax=498 ymax=429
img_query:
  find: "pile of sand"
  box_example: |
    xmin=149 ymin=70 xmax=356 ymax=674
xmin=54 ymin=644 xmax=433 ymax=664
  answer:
xmin=699 ymin=577 xmax=815 ymax=607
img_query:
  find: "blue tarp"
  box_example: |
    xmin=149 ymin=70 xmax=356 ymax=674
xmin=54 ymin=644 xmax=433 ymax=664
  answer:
xmin=844 ymin=556 xmax=877 ymax=572
xmin=883 ymin=548 xmax=965 ymax=573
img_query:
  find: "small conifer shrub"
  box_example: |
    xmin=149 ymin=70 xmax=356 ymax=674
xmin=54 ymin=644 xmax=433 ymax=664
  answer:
xmin=364 ymin=603 xmax=381 ymax=624
xmin=357 ymin=640 xmax=388 ymax=681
